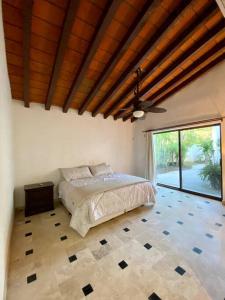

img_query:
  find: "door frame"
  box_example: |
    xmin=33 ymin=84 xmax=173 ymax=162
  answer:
xmin=154 ymin=123 xmax=223 ymax=201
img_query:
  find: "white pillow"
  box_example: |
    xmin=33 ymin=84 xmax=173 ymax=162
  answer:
xmin=90 ymin=163 xmax=113 ymax=176
xmin=60 ymin=166 xmax=92 ymax=181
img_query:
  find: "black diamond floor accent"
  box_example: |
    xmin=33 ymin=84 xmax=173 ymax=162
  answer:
xmin=25 ymin=232 xmax=32 ymax=237
xmin=177 ymin=221 xmax=183 ymax=225
xmin=100 ymin=239 xmax=107 ymax=245
xmin=215 ymin=223 xmax=222 ymax=227
xmin=148 ymin=292 xmax=161 ymax=300
xmin=118 ymin=260 xmax=128 ymax=269
xmin=156 ymin=211 xmax=161 ymax=214
xmin=60 ymin=235 xmax=67 ymax=241
xmin=27 ymin=273 xmax=36 ymax=284
xmin=206 ymin=233 xmax=213 ymax=238
xmin=223 ymin=214 xmax=225 ymax=217
xmin=50 ymin=213 xmax=55 ymax=216
xmin=193 ymin=247 xmax=202 ymax=254
xmin=123 ymin=227 xmax=130 ymax=232
xmin=178 ymin=200 xmax=182 ymax=202
xmin=68 ymin=254 xmax=77 ymax=263
xmin=25 ymin=220 xmax=31 ymax=224
xmin=55 ymin=223 xmax=61 ymax=227
xmin=168 ymin=205 xmax=172 ymax=208
xmin=163 ymin=230 xmax=170 ymax=235
xmin=144 ymin=243 xmax=152 ymax=250
xmin=82 ymin=284 xmax=93 ymax=296
xmin=25 ymin=249 xmax=33 ymax=256
xmin=141 ymin=218 xmax=147 ymax=222
xmin=175 ymin=266 xmax=186 ymax=276
xmin=188 ymin=213 xmax=194 ymax=216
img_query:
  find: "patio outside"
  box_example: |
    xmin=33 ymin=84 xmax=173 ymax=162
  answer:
xmin=157 ymin=163 xmax=220 ymax=197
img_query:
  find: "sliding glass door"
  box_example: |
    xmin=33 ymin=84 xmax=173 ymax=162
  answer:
xmin=154 ymin=131 xmax=180 ymax=188
xmin=181 ymin=125 xmax=221 ymax=197
xmin=153 ymin=124 xmax=222 ymax=199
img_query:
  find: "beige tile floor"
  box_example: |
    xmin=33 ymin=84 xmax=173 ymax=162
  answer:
xmin=7 ymin=187 xmax=225 ymax=300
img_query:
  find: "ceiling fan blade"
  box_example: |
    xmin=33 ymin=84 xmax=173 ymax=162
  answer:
xmin=139 ymin=101 xmax=154 ymax=109
xmin=145 ymin=107 xmax=167 ymax=113
xmin=119 ymin=104 xmax=134 ymax=111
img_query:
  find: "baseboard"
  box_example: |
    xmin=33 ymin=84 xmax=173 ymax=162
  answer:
xmin=15 ymin=198 xmax=60 ymax=211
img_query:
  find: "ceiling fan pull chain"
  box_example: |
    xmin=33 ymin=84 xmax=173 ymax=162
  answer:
xmin=135 ymin=67 xmax=141 ymax=98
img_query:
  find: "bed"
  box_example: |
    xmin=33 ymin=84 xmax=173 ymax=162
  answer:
xmin=58 ymin=167 xmax=156 ymax=237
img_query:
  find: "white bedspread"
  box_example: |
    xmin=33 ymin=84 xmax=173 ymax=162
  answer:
xmin=59 ymin=173 xmax=156 ymax=237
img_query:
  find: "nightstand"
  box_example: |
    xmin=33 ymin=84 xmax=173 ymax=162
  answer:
xmin=24 ymin=182 xmax=54 ymax=217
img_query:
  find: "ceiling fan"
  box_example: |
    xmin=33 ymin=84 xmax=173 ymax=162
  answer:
xmin=119 ymin=67 xmax=167 ymax=119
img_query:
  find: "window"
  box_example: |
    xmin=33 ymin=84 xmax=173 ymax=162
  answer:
xmin=153 ymin=124 xmax=222 ymax=199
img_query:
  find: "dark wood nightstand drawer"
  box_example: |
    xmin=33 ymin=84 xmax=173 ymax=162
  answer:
xmin=24 ymin=182 xmax=54 ymax=217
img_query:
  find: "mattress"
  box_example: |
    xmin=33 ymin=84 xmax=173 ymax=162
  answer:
xmin=59 ymin=173 xmax=156 ymax=237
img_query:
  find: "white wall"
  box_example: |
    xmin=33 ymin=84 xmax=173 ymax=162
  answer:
xmin=133 ymin=60 xmax=225 ymax=201
xmin=12 ymin=61 xmax=225 ymax=206
xmin=12 ymin=101 xmax=135 ymax=207
xmin=216 ymin=0 xmax=225 ymax=17
xmin=0 ymin=3 xmax=14 ymax=300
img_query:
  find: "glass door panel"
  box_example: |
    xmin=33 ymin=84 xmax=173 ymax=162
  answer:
xmin=154 ymin=131 xmax=180 ymax=188
xmin=180 ymin=125 xmax=222 ymax=197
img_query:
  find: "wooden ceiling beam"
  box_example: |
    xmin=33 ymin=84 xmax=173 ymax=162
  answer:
xmin=91 ymin=0 xmax=191 ymax=117
xmin=144 ymin=39 xmax=225 ymax=105
xmin=123 ymin=47 xmax=225 ymax=121
xmin=106 ymin=2 xmax=217 ymax=119
xmin=115 ymin=19 xmax=225 ymax=120
xmin=78 ymin=0 xmax=155 ymax=115
xmin=149 ymin=49 xmax=225 ymax=108
xmin=123 ymin=114 xmax=133 ymax=122
xmin=63 ymin=0 xmax=121 ymax=113
xmin=45 ymin=0 xmax=80 ymax=110
xmin=23 ymin=0 xmax=33 ymax=107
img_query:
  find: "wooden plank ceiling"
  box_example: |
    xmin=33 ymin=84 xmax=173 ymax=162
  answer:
xmin=2 ymin=0 xmax=225 ymax=122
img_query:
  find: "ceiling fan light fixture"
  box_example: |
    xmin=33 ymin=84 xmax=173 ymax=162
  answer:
xmin=133 ymin=110 xmax=144 ymax=118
